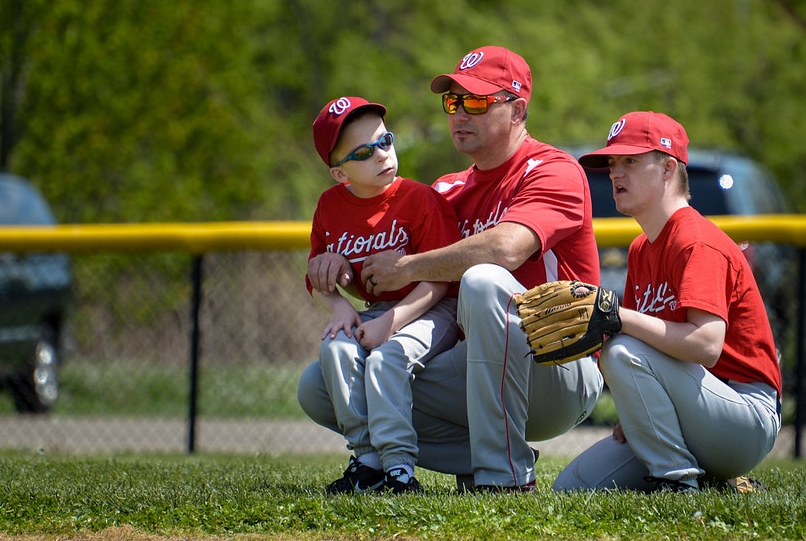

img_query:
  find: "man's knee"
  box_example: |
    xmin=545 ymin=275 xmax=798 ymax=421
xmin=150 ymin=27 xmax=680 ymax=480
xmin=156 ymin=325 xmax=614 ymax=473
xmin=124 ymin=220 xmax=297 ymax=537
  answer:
xmin=459 ymin=263 xmax=501 ymax=296
xmin=297 ymin=361 xmax=333 ymax=426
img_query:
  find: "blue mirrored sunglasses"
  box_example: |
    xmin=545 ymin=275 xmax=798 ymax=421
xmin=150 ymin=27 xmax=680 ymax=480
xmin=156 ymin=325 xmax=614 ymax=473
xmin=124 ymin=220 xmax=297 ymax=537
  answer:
xmin=333 ymin=132 xmax=395 ymax=166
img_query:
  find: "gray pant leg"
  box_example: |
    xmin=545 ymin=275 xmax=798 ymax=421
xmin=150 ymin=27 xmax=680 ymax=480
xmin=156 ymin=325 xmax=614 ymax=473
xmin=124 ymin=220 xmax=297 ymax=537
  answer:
xmin=297 ymin=359 xmax=339 ymax=430
xmin=317 ymin=330 xmax=374 ymax=457
xmin=298 ymin=344 xmax=473 ymax=475
xmin=526 ymin=357 xmax=603 ymax=441
xmin=600 ymin=334 xmax=779 ymax=482
xmin=366 ymin=298 xmax=460 ymax=470
xmin=298 ymin=299 xmax=460 ymax=469
xmin=553 ymin=436 xmax=654 ymax=492
xmin=460 ymin=264 xmax=603 ymax=487
xmin=298 ymin=302 xmax=409 ymax=458
xmin=409 ymin=340 xmax=472 ymax=474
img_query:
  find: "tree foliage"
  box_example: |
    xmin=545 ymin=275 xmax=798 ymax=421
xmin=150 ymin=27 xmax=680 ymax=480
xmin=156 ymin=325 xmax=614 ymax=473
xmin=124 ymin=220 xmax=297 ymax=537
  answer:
xmin=1 ymin=0 xmax=804 ymax=223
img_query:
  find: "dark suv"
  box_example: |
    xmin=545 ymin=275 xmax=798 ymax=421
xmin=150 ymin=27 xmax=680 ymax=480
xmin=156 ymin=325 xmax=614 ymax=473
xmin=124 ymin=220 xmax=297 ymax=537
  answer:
xmin=575 ymin=148 xmax=795 ymax=350
xmin=0 ymin=173 xmax=72 ymax=413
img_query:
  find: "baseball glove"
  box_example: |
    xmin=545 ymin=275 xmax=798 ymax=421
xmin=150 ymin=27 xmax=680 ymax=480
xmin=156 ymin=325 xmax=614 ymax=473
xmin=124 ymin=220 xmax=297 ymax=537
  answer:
xmin=514 ymin=280 xmax=622 ymax=365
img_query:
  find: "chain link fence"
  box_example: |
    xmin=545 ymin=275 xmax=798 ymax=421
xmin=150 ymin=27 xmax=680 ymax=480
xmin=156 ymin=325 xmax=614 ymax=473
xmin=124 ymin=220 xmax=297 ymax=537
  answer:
xmin=0 ymin=249 xmax=340 ymax=453
xmin=0 ymin=231 xmax=802 ymax=461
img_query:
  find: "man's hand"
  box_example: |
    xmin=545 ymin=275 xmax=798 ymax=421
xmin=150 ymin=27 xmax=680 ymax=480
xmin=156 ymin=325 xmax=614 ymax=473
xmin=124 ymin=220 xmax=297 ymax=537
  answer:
xmin=361 ymin=250 xmax=409 ymax=294
xmin=308 ymin=252 xmax=353 ymax=293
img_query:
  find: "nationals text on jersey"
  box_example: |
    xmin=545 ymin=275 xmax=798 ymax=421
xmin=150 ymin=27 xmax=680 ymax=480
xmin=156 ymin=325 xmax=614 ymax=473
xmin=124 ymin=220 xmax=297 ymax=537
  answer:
xmin=459 ymin=200 xmax=508 ymax=238
xmin=326 ymin=219 xmax=410 ymax=263
xmin=633 ymin=281 xmax=678 ymax=315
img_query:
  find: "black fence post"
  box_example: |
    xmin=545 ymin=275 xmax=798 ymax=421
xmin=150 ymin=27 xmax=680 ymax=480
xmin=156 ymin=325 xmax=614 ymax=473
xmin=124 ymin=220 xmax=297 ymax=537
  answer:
xmin=795 ymin=247 xmax=806 ymax=458
xmin=188 ymin=255 xmax=204 ymax=454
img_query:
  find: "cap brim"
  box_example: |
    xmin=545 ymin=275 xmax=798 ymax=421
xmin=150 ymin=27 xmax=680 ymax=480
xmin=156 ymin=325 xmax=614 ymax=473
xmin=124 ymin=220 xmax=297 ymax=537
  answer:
xmin=430 ymin=74 xmax=504 ymax=95
xmin=578 ymin=144 xmax=657 ymax=169
xmin=355 ymin=103 xmax=387 ymax=119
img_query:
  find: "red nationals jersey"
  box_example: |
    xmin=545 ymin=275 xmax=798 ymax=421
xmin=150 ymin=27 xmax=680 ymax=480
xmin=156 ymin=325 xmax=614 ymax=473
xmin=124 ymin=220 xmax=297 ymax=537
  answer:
xmin=432 ymin=136 xmax=599 ymax=288
xmin=307 ymin=177 xmax=461 ymax=302
xmin=624 ymin=206 xmax=781 ymax=394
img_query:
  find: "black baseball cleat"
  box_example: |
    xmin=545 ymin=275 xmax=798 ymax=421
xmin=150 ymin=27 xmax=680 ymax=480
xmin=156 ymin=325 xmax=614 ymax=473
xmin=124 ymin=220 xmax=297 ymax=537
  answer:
xmin=645 ymin=476 xmax=699 ymax=494
xmin=455 ymin=474 xmax=475 ymax=493
xmin=326 ymin=456 xmax=385 ymax=495
xmin=383 ymin=467 xmax=423 ymax=494
xmin=473 ymin=480 xmax=536 ymax=494
xmin=456 ymin=447 xmax=539 ymax=493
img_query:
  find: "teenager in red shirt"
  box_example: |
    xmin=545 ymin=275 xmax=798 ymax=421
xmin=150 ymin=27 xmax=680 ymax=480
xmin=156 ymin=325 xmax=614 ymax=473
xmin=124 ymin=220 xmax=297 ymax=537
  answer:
xmin=304 ymin=97 xmax=461 ymax=494
xmin=554 ymin=111 xmax=782 ymax=493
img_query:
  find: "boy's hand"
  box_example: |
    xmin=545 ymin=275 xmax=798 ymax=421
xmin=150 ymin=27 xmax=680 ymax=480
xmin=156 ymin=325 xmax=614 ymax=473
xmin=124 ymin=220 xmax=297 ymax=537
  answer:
xmin=322 ymin=301 xmax=361 ymax=340
xmin=354 ymin=314 xmax=394 ymax=351
xmin=308 ymin=253 xmax=354 ymax=293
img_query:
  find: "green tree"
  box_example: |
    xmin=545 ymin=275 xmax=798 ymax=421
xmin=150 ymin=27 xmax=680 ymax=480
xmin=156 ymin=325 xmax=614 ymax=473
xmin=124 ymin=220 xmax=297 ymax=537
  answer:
xmin=2 ymin=0 xmax=804 ymax=222
xmin=5 ymin=0 xmax=268 ymax=222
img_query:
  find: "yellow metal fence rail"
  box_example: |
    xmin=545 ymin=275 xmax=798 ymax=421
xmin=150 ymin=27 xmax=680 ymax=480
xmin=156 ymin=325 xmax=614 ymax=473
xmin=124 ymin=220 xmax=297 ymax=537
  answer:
xmin=0 ymin=215 xmax=805 ymax=253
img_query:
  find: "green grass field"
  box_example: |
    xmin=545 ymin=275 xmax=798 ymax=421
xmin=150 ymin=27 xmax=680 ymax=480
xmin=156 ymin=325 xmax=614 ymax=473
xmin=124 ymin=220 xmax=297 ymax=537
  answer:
xmin=0 ymin=359 xmax=802 ymax=540
xmin=0 ymin=451 xmax=804 ymax=541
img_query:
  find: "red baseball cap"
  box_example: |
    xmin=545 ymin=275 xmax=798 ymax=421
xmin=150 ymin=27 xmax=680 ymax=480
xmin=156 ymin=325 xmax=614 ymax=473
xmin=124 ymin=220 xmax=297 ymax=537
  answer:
xmin=578 ymin=111 xmax=689 ymax=169
xmin=312 ymin=96 xmax=387 ymax=166
xmin=430 ymin=46 xmax=532 ymax=103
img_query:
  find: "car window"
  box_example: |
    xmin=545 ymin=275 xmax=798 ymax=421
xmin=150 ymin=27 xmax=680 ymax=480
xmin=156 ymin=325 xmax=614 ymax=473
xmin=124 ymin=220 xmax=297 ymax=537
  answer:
xmin=0 ymin=176 xmax=56 ymax=225
xmin=725 ymin=159 xmax=788 ymax=215
xmin=587 ymin=168 xmax=732 ymax=218
xmin=687 ymin=168 xmax=730 ymax=216
xmin=586 ymin=171 xmax=620 ymax=218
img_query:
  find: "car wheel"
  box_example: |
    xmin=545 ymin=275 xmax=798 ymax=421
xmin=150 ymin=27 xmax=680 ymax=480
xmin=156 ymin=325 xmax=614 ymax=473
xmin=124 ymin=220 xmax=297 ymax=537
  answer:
xmin=7 ymin=326 xmax=60 ymax=414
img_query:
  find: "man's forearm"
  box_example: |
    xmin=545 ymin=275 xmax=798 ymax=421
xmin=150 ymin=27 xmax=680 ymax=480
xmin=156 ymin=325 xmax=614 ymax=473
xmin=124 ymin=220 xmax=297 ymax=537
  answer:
xmin=363 ymin=222 xmax=540 ymax=294
xmin=400 ymin=247 xmax=470 ymax=283
xmin=404 ymin=224 xmax=539 ymax=282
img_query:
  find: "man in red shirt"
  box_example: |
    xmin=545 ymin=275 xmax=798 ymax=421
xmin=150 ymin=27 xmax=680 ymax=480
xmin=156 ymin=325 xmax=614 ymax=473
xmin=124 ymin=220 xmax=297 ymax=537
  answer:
xmin=554 ymin=111 xmax=782 ymax=493
xmin=302 ymin=46 xmax=603 ymax=492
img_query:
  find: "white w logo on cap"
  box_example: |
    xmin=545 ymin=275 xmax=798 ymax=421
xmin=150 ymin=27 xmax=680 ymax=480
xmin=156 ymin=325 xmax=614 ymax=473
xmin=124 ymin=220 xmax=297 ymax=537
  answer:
xmin=608 ymin=119 xmax=626 ymax=141
xmin=329 ymin=97 xmax=352 ymax=116
xmin=460 ymin=51 xmax=485 ymax=70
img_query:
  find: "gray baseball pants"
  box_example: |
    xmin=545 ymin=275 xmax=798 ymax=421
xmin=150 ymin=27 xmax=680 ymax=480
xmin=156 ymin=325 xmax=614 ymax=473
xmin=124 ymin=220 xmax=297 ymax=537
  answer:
xmin=553 ymin=334 xmax=780 ymax=491
xmin=313 ymin=296 xmax=459 ymax=472
xmin=299 ymin=264 xmax=603 ymax=485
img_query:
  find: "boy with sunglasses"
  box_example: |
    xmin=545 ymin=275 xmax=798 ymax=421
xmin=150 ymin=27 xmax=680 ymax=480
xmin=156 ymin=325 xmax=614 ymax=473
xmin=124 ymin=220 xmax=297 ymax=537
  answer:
xmin=302 ymin=47 xmax=603 ymax=492
xmin=303 ymin=96 xmax=462 ymax=494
